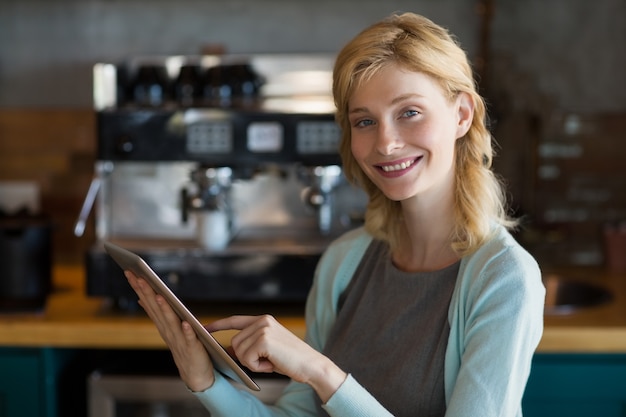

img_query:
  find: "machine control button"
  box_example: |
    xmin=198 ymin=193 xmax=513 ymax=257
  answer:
xmin=187 ymin=122 xmax=233 ymax=154
xmin=247 ymin=122 xmax=284 ymax=152
xmin=296 ymin=121 xmax=341 ymax=154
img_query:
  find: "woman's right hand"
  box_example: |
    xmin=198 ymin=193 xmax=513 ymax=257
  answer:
xmin=125 ymin=271 xmax=216 ymax=392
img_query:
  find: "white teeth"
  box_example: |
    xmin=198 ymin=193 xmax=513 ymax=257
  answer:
xmin=381 ymin=159 xmax=415 ymax=172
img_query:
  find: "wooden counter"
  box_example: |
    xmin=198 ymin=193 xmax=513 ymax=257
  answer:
xmin=0 ymin=265 xmax=625 ymax=353
xmin=0 ymin=265 xmax=305 ymax=349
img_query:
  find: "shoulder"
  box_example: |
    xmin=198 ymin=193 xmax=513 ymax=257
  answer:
xmin=314 ymin=227 xmax=372 ymax=282
xmin=457 ymin=224 xmax=545 ymax=313
xmin=326 ymin=226 xmax=373 ymax=253
xmin=463 ymin=225 xmax=540 ymax=280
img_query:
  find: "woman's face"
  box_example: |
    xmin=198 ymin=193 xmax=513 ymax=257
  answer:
xmin=348 ymin=63 xmax=472 ymax=204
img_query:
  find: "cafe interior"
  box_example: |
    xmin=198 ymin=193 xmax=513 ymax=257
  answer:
xmin=0 ymin=0 xmax=625 ymax=415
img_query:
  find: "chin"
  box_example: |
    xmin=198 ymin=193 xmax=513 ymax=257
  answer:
xmin=382 ymin=190 xmax=414 ymax=202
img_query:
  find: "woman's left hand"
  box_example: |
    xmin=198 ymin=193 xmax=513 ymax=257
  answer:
xmin=125 ymin=271 xmax=216 ymax=392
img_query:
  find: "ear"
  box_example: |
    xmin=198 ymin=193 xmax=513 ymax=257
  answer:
xmin=455 ymin=92 xmax=474 ymax=139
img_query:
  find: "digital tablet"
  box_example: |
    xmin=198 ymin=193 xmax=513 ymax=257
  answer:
xmin=103 ymin=241 xmax=260 ymax=391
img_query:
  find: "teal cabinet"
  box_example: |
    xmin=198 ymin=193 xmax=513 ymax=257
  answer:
xmin=0 ymin=348 xmax=75 ymax=417
xmin=523 ymin=354 xmax=626 ymax=417
xmin=2 ymin=349 xmax=626 ymax=416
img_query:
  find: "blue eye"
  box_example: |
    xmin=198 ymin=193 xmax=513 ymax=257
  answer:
xmin=403 ymin=109 xmax=419 ymax=118
xmin=355 ymin=119 xmax=374 ymax=127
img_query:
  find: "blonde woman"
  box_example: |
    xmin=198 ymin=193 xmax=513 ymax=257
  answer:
xmin=128 ymin=12 xmax=545 ymax=417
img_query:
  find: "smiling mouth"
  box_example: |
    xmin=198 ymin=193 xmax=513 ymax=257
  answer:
xmin=379 ymin=157 xmax=421 ymax=173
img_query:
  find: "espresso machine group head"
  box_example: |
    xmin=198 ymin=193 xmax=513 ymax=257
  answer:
xmin=181 ymin=166 xmax=234 ymax=250
xmin=77 ymin=54 xmax=367 ymax=308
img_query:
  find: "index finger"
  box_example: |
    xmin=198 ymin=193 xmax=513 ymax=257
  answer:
xmin=206 ymin=315 xmax=261 ymax=332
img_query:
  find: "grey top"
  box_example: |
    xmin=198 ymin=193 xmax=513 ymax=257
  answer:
xmin=321 ymin=239 xmax=459 ymax=417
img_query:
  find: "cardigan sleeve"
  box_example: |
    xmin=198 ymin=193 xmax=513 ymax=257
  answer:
xmin=322 ymin=374 xmax=394 ymax=417
xmin=444 ymin=228 xmax=545 ymax=417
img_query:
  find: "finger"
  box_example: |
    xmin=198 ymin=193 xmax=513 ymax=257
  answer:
xmin=125 ymin=270 xmax=143 ymax=294
xmin=126 ymin=273 xmax=184 ymax=342
xmin=125 ymin=272 xmax=169 ymax=321
xmin=125 ymin=271 xmax=156 ymax=308
xmin=131 ymin=277 xmax=164 ymax=319
xmin=181 ymin=321 xmax=201 ymax=344
xmin=204 ymin=315 xmax=279 ymax=373
xmin=208 ymin=315 xmax=274 ymax=356
xmin=126 ymin=271 xmax=154 ymax=298
xmin=230 ymin=316 xmax=281 ymax=373
xmin=206 ymin=315 xmax=264 ymax=332
xmin=154 ymin=294 xmax=184 ymax=328
xmin=230 ymin=325 xmax=275 ymax=373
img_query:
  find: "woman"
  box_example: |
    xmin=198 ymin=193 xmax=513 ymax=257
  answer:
xmin=127 ymin=12 xmax=545 ymax=416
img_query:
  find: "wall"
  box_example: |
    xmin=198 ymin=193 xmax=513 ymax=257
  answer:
xmin=1 ymin=0 xmax=624 ymax=112
xmin=485 ymin=0 xmax=626 ymax=266
xmin=490 ymin=0 xmax=626 ymax=113
xmin=0 ymin=0 xmax=478 ymax=108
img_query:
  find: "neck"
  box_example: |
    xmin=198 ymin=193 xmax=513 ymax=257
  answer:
xmin=392 ymin=194 xmax=459 ymax=273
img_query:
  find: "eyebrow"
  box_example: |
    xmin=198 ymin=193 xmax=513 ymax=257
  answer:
xmin=348 ymin=93 xmax=426 ymax=115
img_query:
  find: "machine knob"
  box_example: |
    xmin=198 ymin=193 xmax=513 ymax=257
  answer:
xmin=301 ymin=186 xmax=326 ymax=208
xmin=115 ymin=135 xmax=134 ymax=155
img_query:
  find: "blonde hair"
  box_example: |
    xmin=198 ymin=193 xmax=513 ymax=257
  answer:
xmin=333 ymin=12 xmax=516 ymax=255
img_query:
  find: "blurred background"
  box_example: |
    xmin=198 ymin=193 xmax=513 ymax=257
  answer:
xmin=0 ymin=1 xmax=625 ymax=416
xmin=1 ymin=0 xmax=624 ymax=268
xmin=1 ymin=0 xmax=624 ymax=267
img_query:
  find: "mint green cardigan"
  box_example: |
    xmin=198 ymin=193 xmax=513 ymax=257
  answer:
xmin=195 ymin=225 xmax=545 ymax=416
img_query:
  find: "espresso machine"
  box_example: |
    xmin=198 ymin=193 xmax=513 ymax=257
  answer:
xmin=76 ymin=54 xmax=366 ymax=309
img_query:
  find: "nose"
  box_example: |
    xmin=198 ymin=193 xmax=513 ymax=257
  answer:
xmin=375 ymin=123 xmax=403 ymax=155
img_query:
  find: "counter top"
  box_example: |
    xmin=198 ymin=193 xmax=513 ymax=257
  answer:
xmin=540 ymin=266 xmax=626 ymax=353
xmin=0 ymin=265 xmax=625 ymax=353
xmin=0 ymin=266 xmax=305 ymax=349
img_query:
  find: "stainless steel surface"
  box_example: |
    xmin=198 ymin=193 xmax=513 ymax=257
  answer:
xmin=96 ymin=162 xmax=364 ymax=246
xmin=74 ymin=176 xmax=101 ymax=237
xmin=93 ymin=53 xmax=335 ymax=111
